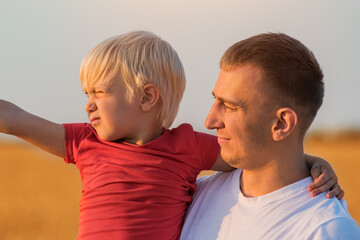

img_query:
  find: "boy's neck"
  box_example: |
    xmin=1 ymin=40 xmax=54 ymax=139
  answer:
xmin=120 ymin=121 xmax=165 ymax=145
xmin=134 ymin=126 xmax=165 ymax=145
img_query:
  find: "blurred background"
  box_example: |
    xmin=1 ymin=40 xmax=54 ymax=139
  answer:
xmin=0 ymin=0 xmax=359 ymax=239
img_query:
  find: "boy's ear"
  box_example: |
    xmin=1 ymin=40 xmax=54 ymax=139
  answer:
xmin=140 ymin=83 xmax=160 ymax=112
xmin=271 ymin=108 xmax=297 ymax=141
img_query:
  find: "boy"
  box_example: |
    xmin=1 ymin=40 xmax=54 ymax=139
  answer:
xmin=0 ymin=31 xmax=342 ymax=239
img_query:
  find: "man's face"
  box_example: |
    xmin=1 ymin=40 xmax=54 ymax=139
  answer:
xmin=205 ymin=65 xmax=275 ymax=169
xmin=84 ymin=79 xmax=143 ymax=143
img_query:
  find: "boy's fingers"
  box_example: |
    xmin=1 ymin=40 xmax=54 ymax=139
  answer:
xmin=309 ymin=173 xmax=327 ymax=191
xmin=310 ymin=165 xmax=321 ymax=181
xmin=320 ymin=164 xmax=338 ymax=183
xmin=326 ymin=183 xmax=341 ymax=199
xmin=336 ymin=190 xmax=345 ymax=200
xmin=310 ymin=178 xmax=336 ymax=197
xmin=308 ymin=167 xmax=322 ymax=191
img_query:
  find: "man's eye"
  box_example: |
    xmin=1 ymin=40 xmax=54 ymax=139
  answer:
xmin=223 ymin=104 xmax=236 ymax=111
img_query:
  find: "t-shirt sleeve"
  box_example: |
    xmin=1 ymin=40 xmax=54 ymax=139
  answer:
xmin=194 ymin=131 xmax=219 ymax=170
xmin=63 ymin=123 xmax=90 ymax=164
xmin=308 ymin=217 xmax=360 ymax=240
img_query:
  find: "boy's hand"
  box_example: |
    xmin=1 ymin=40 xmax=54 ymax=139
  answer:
xmin=307 ymin=158 xmax=344 ymax=200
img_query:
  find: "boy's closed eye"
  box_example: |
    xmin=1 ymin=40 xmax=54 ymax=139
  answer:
xmin=83 ymin=88 xmax=109 ymax=97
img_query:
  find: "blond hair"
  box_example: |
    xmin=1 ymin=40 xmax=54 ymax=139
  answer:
xmin=80 ymin=31 xmax=186 ymax=128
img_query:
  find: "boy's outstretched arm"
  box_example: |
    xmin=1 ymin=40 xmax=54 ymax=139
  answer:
xmin=0 ymin=100 xmax=65 ymax=158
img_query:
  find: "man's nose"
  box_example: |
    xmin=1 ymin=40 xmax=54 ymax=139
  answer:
xmin=205 ymin=103 xmax=224 ymax=129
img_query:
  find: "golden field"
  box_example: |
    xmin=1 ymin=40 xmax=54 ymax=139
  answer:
xmin=0 ymin=133 xmax=359 ymax=239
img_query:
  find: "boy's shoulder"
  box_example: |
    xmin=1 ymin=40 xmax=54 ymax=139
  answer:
xmin=170 ymin=123 xmax=193 ymax=130
xmin=170 ymin=123 xmax=214 ymax=136
xmin=63 ymin=122 xmax=99 ymax=143
xmin=169 ymin=123 xmax=215 ymax=140
xmin=63 ymin=122 xmax=95 ymax=135
xmin=168 ymin=123 xmax=194 ymax=136
xmin=167 ymin=123 xmax=218 ymax=148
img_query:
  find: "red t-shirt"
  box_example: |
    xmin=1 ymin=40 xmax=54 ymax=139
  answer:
xmin=64 ymin=123 xmax=219 ymax=240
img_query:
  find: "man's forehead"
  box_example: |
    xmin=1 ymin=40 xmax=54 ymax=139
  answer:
xmin=219 ymin=65 xmax=263 ymax=80
xmin=213 ymin=65 xmax=268 ymax=105
xmin=215 ymin=66 xmax=261 ymax=90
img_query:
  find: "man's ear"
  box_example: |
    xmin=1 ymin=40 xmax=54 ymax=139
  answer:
xmin=271 ymin=108 xmax=297 ymax=141
xmin=140 ymin=83 xmax=160 ymax=112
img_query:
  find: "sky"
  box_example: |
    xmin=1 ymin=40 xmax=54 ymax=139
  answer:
xmin=1 ymin=0 xmax=359 ymax=140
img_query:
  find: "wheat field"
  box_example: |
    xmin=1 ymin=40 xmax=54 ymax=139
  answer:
xmin=0 ymin=135 xmax=359 ymax=239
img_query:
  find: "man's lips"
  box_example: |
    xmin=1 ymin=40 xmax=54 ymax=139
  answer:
xmin=217 ymin=136 xmax=230 ymax=145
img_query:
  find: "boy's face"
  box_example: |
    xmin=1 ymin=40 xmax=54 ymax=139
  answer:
xmin=83 ymin=79 xmax=143 ymax=143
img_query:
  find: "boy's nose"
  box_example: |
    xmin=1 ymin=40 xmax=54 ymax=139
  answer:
xmin=85 ymin=98 xmax=97 ymax=113
xmin=205 ymin=103 xmax=224 ymax=130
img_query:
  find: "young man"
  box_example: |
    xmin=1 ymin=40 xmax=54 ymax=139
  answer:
xmin=181 ymin=33 xmax=360 ymax=240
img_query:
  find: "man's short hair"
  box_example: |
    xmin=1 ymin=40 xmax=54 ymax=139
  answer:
xmin=80 ymin=31 xmax=186 ymax=128
xmin=220 ymin=32 xmax=324 ymax=132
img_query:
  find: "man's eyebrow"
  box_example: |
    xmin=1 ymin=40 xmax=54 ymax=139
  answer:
xmin=211 ymin=91 xmax=247 ymax=109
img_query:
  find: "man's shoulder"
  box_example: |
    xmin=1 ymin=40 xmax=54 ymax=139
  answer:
xmin=307 ymin=195 xmax=351 ymax=220
xmin=195 ymin=169 xmax=242 ymax=196
xmin=308 ymin=215 xmax=360 ymax=239
xmin=295 ymin=193 xmax=359 ymax=238
xmin=197 ymin=169 xmax=241 ymax=185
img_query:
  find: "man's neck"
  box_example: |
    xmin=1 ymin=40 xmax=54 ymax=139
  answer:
xmin=240 ymin=155 xmax=310 ymax=198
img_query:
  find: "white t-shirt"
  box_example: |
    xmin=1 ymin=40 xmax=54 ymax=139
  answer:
xmin=181 ymin=169 xmax=360 ymax=240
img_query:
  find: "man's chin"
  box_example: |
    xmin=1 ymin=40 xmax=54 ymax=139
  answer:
xmin=221 ymin=153 xmax=241 ymax=168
